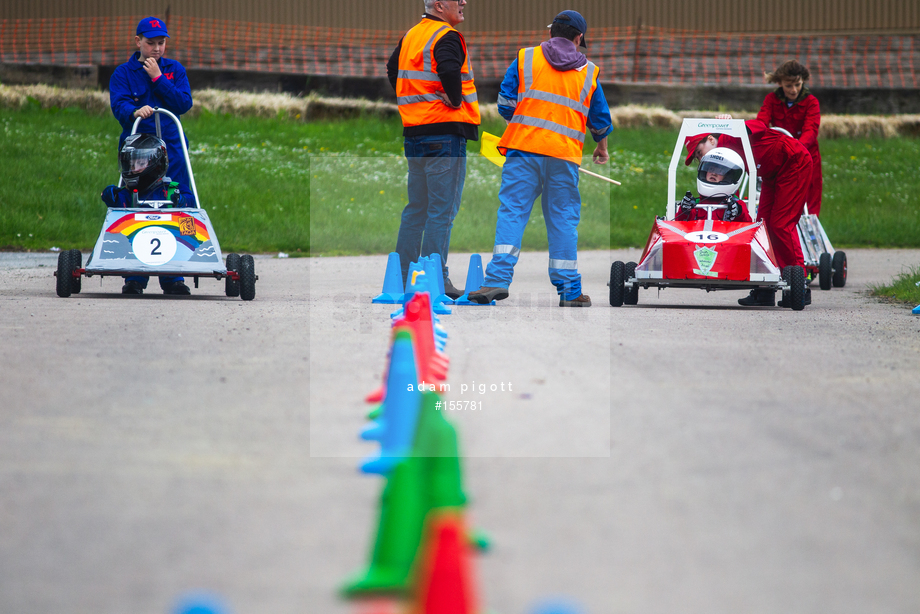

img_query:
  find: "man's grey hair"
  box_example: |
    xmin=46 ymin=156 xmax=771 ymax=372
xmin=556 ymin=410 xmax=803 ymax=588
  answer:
xmin=423 ymin=0 xmax=438 ymax=13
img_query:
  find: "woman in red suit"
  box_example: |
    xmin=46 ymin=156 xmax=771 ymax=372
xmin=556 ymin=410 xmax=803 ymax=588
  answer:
xmin=756 ymin=60 xmax=823 ymax=216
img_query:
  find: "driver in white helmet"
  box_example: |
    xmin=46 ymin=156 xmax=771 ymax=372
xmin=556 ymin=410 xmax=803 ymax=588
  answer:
xmin=675 ymin=147 xmax=751 ymax=222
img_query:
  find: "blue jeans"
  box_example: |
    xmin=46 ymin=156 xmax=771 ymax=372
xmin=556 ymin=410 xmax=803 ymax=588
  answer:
xmin=483 ymin=152 xmax=583 ymax=299
xmin=395 ymin=134 xmax=467 ymax=284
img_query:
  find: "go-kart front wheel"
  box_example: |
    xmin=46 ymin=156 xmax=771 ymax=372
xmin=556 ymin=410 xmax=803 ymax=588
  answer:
xmin=56 ymin=250 xmax=74 ymax=297
xmin=818 ymin=252 xmax=832 ymax=290
xmin=609 ymin=261 xmax=625 ymax=307
xmin=832 ymin=251 xmax=847 ymax=287
xmin=624 ymin=261 xmax=639 ymax=305
xmin=782 ymin=265 xmax=806 ymax=311
xmin=239 ymin=254 xmax=256 ymax=301
xmin=225 ymin=253 xmax=241 ymax=297
xmin=69 ymin=249 xmax=82 ymax=294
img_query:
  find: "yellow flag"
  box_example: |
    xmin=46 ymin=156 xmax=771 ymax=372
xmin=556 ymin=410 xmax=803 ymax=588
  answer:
xmin=479 ymin=131 xmax=505 ymax=168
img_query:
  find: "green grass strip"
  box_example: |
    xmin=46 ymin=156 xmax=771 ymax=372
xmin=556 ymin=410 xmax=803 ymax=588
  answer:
xmin=2 ymin=106 xmax=920 ymax=254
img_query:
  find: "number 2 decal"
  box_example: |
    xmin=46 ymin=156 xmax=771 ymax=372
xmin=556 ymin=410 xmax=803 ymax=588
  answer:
xmin=150 ymin=238 xmax=162 ymax=255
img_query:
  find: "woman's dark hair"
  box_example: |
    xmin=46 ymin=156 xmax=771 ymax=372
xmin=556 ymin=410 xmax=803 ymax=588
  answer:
xmin=550 ymin=22 xmax=582 ymax=42
xmin=765 ymin=60 xmax=811 ymax=84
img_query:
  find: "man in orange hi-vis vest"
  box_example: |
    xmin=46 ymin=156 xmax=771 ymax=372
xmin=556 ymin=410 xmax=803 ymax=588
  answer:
xmin=386 ymin=0 xmax=480 ymax=299
xmin=468 ymin=10 xmax=611 ymax=307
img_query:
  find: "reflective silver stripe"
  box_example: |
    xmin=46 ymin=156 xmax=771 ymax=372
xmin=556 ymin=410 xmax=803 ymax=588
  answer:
xmin=509 ymin=115 xmax=586 ymax=143
xmin=579 ymin=62 xmax=597 ymax=105
xmin=657 ymin=220 xmax=687 ymax=234
xmin=398 ymin=92 xmax=477 ymax=106
xmin=726 ymin=222 xmax=760 ymax=237
xmin=398 ymin=69 xmax=440 ymax=82
xmin=397 ymin=93 xmax=442 ymax=105
xmin=704 ymin=219 xmax=714 ymax=232
xmin=522 ymin=47 xmax=535 ymax=91
xmin=423 ymin=26 xmax=449 ymax=72
xmin=497 ymin=95 xmax=517 ymax=108
xmin=494 ymin=244 xmax=521 ymax=257
xmin=521 ymin=89 xmax=588 ymax=113
xmin=548 ymin=258 xmax=578 ymax=270
xmin=399 ymin=68 xmax=474 ymax=83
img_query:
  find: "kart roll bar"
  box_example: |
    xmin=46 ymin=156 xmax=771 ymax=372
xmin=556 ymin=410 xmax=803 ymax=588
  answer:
xmin=666 ymin=119 xmax=757 ymax=221
xmin=118 ymin=108 xmax=201 ymax=208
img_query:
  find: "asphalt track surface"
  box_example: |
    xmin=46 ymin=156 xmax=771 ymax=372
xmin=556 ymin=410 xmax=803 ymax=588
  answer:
xmin=2 ymin=249 xmax=920 ymax=614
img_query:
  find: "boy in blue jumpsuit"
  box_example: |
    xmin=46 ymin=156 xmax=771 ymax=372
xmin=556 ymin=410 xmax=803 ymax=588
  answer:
xmin=469 ymin=11 xmax=612 ymax=307
xmin=109 ymin=16 xmax=193 ymax=190
xmin=101 ymin=133 xmax=196 ymax=296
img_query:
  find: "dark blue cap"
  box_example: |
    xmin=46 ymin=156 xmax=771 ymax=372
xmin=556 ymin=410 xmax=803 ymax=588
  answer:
xmin=548 ymin=10 xmax=588 ymax=48
xmin=137 ymin=16 xmax=169 ymax=39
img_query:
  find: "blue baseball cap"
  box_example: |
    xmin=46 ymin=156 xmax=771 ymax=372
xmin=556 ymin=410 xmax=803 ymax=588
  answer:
xmin=137 ymin=16 xmax=169 ymax=39
xmin=548 ymin=10 xmax=588 ymax=48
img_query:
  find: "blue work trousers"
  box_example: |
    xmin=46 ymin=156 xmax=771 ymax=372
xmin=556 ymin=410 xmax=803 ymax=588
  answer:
xmin=483 ymin=152 xmax=583 ymax=299
xmin=395 ymin=134 xmax=467 ymax=284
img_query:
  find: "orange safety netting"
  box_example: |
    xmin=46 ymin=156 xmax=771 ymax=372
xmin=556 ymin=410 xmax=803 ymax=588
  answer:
xmin=1 ymin=16 xmax=917 ymax=88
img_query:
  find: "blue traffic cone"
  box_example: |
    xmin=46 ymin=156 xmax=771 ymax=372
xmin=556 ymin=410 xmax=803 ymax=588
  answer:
xmin=360 ymin=330 xmax=423 ymax=475
xmin=428 ymin=253 xmax=455 ymax=307
xmin=424 ymin=255 xmax=453 ymax=314
xmin=372 ymin=252 xmax=405 ymax=304
xmin=913 ymin=304 xmax=920 ymax=314
xmin=455 ymin=253 xmax=495 ymax=305
xmin=173 ymin=592 xmax=230 ymax=614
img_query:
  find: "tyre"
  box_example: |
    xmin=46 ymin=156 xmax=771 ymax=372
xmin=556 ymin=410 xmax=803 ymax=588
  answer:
xmin=69 ymin=249 xmax=82 ymax=294
xmin=832 ymin=251 xmax=847 ymax=287
xmin=818 ymin=252 xmax=832 ymax=290
xmin=239 ymin=254 xmax=256 ymax=301
xmin=624 ymin=261 xmax=639 ymax=305
xmin=786 ymin=265 xmax=806 ymax=311
xmin=56 ymin=250 xmax=73 ymax=297
xmin=225 ymin=253 xmax=241 ymax=297
xmin=609 ymin=261 xmax=625 ymax=307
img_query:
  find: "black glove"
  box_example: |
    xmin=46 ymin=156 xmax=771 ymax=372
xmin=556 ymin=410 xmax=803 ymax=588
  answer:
xmin=723 ymin=196 xmax=741 ymax=222
xmin=678 ymin=191 xmax=696 ymax=214
xmin=101 ymin=185 xmax=120 ymax=207
xmin=168 ymin=182 xmax=188 ymax=207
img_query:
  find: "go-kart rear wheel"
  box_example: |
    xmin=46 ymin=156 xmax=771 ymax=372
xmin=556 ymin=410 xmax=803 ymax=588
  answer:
xmin=624 ymin=261 xmax=639 ymax=305
xmin=225 ymin=253 xmax=241 ymax=297
xmin=69 ymin=249 xmax=82 ymax=294
xmin=239 ymin=254 xmax=256 ymax=301
xmin=609 ymin=261 xmax=625 ymax=307
xmin=783 ymin=265 xmax=806 ymax=311
xmin=56 ymin=249 xmax=73 ymax=297
xmin=832 ymin=251 xmax=847 ymax=287
xmin=818 ymin=252 xmax=832 ymax=290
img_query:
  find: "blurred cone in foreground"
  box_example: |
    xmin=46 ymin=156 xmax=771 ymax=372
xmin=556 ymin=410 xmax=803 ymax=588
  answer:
xmin=410 ymin=510 xmax=478 ymax=614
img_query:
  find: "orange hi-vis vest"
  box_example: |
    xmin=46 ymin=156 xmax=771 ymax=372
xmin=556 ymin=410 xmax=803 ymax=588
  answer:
xmin=396 ymin=18 xmax=480 ymax=128
xmin=498 ymin=45 xmax=598 ymax=165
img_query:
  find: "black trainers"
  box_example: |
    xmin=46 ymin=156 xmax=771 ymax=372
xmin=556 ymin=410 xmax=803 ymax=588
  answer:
xmin=162 ymin=280 xmax=191 ymax=296
xmin=738 ymin=288 xmax=775 ymax=307
xmin=121 ymin=280 xmax=145 ymax=295
xmin=443 ymin=278 xmax=463 ymax=300
xmin=468 ymin=286 xmax=509 ymax=304
xmin=560 ymin=294 xmax=592 ymax=307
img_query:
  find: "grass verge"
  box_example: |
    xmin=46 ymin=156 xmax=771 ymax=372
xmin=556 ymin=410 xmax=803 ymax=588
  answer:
xmin=869 ymin=266 xmax=920 ymax=307
xmin=2 ymin=103 xmax=920 ymax=255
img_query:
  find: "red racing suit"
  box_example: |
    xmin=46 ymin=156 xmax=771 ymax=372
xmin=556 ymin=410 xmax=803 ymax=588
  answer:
xmin=716 ymin=120 xmax=812 ymax=270
xmin=757 ymin=89 xmax=823 ymax=216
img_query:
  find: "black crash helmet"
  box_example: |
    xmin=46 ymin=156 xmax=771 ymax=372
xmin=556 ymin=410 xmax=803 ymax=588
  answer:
xmin=119 ymin=133 xmax=168 ymax=193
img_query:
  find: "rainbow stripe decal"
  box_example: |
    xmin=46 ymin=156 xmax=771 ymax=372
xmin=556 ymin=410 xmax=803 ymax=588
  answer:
xmin=106 ymin=212 xmax=210 ymax=252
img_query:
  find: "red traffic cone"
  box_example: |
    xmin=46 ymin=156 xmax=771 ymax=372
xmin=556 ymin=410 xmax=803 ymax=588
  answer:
xmin=411 ymin=510 xmax=478 ymax=614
